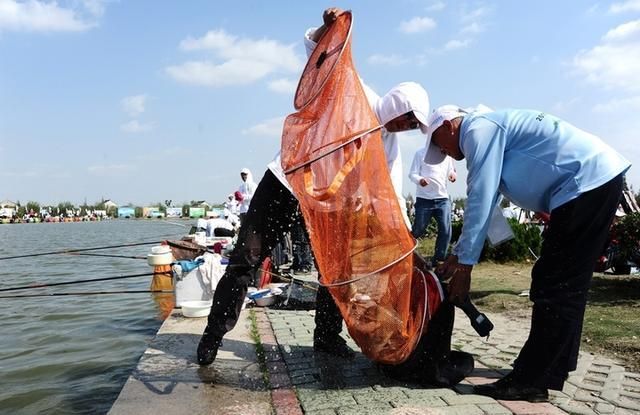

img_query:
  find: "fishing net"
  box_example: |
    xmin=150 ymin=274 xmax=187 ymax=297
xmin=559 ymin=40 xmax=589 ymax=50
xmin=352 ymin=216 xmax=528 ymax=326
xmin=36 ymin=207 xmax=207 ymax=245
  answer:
xmin=281 ymin=11 xmax=442 ymax=364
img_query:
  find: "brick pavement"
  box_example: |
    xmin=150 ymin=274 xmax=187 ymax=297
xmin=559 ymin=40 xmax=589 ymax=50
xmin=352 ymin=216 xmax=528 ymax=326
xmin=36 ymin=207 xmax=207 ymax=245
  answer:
xmin=255 ymin=307 xmax=640 ymax=415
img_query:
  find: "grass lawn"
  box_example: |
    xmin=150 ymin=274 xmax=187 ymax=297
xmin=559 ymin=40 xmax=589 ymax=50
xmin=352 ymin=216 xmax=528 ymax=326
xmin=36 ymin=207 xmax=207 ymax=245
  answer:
xmin=416 ymin=238 xmax=640 ymax=371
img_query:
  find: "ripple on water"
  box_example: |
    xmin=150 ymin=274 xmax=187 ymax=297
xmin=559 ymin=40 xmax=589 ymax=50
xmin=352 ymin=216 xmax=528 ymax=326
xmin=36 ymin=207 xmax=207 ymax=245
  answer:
xmin=0 ymin=220 xmax=187 ymax=414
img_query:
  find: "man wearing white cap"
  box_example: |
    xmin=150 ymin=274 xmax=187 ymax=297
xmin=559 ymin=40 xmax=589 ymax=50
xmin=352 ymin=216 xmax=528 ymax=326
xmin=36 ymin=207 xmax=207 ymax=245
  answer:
xmin=237 ymin=168 xmax=257 ymax=221
xmin=197 ymin=8 xmax=434 ymax=368
xmin=427 ymin=105 xmax=630 ymax=401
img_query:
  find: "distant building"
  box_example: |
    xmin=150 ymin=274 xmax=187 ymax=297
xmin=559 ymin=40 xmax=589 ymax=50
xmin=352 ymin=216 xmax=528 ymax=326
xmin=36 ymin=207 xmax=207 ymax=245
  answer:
xmin=104 ymin=200 xmax=118 ymax=209
xmin=143 ymin=207 xmax=164 ymax=218
xmin=117 ymin=207 xmax=136 ymax=218
xmin=166 ymin=207 xmax=182 ymax=218
xmin=0 ymin=200 xmax=17 ymax=209
xmin=189 ymin=207 xmax=206 ymax=218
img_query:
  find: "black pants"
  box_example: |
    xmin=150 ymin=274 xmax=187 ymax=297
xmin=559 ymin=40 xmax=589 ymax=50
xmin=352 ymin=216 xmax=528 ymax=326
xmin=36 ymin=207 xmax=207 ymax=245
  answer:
xmin=204 ymin=169 xmax=343 ymax=339
xmin=513 ymin=174 xmax=624 ymax=390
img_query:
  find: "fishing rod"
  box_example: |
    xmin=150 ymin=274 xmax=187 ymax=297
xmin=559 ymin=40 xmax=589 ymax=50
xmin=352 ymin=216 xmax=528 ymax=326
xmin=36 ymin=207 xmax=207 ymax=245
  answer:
xmin=260 ymin=268 xmax=319 ymax=292
xmin=0 ymin=289 xmax=174 ymax=299
xmin=66 ymin=252 xmax=147 ymax=260
xmin=0 ymin=240 xmax=163 ymax=261
xmin=0 ymin=271 xmax=170 ymax=293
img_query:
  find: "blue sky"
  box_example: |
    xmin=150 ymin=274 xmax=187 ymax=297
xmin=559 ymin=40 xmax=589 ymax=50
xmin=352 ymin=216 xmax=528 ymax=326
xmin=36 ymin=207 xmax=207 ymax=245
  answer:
xmin=1 ymin=0 xmax=638 ymax=206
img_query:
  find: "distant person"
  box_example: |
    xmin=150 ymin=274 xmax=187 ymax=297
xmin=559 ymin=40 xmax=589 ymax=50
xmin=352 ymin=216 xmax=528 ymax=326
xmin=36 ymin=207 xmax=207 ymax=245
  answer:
xmin=238 ymin=168 xmax=257 ymax=221
xmin=427 ymin=105 xmax=631 ymax=401
xmin=291 ymin=206 xmax=313 ymax=274
xmin=408 ymin=147 xmax=456 ymax=264
xmin=206 ymin=211 xmax=235 ymax=237
xmin=224 ymin=193 xmax=240 ymax=216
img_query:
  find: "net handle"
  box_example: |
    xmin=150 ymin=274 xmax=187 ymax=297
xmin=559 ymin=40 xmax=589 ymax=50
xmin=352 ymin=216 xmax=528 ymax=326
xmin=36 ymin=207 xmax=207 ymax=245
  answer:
xmin=303 ymin=138 xmax=365 ymax=201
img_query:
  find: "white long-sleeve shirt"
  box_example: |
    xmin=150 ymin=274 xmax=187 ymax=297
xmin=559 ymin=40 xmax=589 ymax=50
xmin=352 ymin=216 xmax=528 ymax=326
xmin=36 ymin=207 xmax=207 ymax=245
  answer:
xmin=409 ymin=148 xmax=456 ymax=200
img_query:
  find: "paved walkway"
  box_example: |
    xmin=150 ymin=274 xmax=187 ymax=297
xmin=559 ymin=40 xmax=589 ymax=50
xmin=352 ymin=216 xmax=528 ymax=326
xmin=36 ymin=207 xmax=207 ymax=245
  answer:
xmin=110 ymin=304 xmax=640 ymax=415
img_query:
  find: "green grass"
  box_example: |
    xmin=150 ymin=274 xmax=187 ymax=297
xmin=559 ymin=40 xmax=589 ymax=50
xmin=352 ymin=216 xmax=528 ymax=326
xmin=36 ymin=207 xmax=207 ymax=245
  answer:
xmin=416 ymin=236 xmax=640 ymax=371
xmin=248 ymin=309 xmax=270 ymax=385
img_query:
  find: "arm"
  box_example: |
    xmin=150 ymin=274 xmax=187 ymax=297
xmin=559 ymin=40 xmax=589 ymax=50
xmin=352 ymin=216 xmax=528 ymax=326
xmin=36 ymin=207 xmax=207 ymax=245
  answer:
xmin=447 ymin=157 xmax=457 ymax=182
xmin=408 ymin=150 xmax=427 ymax=186
xmin=440 ymin=118 xmax=506 ymax=302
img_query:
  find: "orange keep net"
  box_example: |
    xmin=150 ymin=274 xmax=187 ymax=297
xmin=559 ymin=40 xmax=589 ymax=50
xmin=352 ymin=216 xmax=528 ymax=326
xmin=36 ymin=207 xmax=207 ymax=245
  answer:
xmin=281 ymin=12 xmax=441 ymax=364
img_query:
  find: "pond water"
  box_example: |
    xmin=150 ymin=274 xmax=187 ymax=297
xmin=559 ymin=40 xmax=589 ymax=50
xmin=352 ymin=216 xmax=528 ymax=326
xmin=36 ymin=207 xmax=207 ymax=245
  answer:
xmin=0 ymin=220 xmax=188 ymax=414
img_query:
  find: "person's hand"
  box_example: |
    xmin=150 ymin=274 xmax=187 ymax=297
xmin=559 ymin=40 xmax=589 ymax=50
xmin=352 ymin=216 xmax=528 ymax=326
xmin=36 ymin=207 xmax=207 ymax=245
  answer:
xmin=437 ymin=255 xmax=473 ymax=304
xmin=322 ymin=7 xmax=343 ymax=25
xmin=419 ymin=178 xmax=428 ymax=187
xmin=448 ymin=173 xmax=457 ymax=183
xmin=312 ymin=8 xmax=344 ymax=42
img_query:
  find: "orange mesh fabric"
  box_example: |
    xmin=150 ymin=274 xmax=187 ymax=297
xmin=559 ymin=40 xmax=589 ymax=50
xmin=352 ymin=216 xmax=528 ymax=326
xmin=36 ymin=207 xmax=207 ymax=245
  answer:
xmin=281 ymin=12 xmax=441 ymax=364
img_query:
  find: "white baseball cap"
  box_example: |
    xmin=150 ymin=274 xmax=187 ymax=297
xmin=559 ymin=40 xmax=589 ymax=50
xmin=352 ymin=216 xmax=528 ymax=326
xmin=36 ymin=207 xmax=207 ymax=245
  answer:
xmin=423 ymin=105 xmax=468 ymax=163
xmin=375 ymin=82 xmax=430 ymax=134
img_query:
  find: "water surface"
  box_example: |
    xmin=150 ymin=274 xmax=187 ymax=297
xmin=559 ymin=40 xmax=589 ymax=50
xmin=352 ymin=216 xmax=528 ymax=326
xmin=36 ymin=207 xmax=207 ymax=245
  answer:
xmin=0 ymin=220 xmax=187 ymax=414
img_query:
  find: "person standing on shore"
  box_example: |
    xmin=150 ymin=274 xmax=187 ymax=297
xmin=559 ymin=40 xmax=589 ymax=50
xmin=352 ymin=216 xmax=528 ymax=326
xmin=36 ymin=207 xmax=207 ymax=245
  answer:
xmin=408 ymin=147 xmax=456 ymax=265
xmin=427 ymin=105 xmax=630 ymax=401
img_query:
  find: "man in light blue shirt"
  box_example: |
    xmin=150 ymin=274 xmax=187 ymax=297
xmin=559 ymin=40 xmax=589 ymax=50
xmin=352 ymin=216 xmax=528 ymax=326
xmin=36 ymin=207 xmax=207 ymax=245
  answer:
xmin=426 ymin=105 xmax=630 ymax=401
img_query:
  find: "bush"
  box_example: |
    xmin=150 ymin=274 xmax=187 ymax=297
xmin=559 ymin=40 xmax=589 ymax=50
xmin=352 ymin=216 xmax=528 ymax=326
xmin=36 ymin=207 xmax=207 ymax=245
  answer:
xmin=612 ymin=212 xmax=640 ymax=261
xmin=451 ymin=218 xmax=542 ymax=263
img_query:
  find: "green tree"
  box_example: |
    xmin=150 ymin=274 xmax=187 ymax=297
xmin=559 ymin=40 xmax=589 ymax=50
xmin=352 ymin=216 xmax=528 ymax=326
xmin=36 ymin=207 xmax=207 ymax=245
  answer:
xmin=26 ymin=201 xmax=40 ymax=214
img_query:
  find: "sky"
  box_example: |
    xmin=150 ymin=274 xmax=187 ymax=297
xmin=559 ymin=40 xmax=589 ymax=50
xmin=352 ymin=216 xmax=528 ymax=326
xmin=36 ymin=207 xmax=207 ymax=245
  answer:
xmin=1 ymin=0 xmax=639 ymax=207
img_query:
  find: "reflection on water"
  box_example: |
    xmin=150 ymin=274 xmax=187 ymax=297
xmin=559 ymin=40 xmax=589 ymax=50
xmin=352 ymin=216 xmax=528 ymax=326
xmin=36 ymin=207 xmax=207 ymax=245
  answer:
xmin=0 ymin=220 xmax=188 ymax=414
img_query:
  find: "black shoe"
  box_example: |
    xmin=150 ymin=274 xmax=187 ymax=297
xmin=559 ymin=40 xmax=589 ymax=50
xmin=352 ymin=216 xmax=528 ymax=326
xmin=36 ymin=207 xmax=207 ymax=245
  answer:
xmin=197 ymin=333 xmax=222 ymax=366
xmin=431 ymin=351 xmax=475 ymax=387
xmin=474 ymin=372 xmax=549 ymax=402
xmin=313 ymin=335 xmax=355 ymax=358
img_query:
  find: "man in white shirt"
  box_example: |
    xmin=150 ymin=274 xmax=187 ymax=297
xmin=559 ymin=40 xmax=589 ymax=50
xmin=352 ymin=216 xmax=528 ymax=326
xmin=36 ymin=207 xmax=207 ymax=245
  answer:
xmin=237 ymin=168 xmax=257 ymax=220
xmin=409 ymin=149 xmax=456 ymax=263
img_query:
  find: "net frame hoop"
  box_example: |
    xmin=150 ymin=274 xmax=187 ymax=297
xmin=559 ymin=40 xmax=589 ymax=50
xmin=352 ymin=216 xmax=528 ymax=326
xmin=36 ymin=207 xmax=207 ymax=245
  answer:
xmin=293 ymin=11 xmax=354 ymax=111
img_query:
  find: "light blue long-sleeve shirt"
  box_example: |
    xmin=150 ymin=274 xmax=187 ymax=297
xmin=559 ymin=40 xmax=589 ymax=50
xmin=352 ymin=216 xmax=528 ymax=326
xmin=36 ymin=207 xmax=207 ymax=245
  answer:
xmin=453 ymin=109 xmax=631 ymax=265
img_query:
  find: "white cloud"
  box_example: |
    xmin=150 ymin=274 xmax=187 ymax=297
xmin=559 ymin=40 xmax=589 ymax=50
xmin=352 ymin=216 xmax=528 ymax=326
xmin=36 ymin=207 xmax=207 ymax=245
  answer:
xmin=551 ymin=97 xmax=582 ymax=114
xmin=267 ymin=78 xmax=297 ymax=94
xmin=0 ymin=0 xmax=103 ymax=32
xmin=602 ymin=19 xmax=640 ymax=42
xmin=87 ymin=163 xmax=135 ymax=176
xmin=0 ymin=169 xmax=37 ymax=177
xmin=461 ymin=5 xmax=491 ymax=23
xmin=609 ymin=0 xmax=640 ymax=14
xmin=167 ymin=29 xmax=303 ymax=87
xmin=592 ymin=95 xmax=640 ymax=112
xmin=444 ymin=39 xmax=471 ymax=50
xmin=367 ymin=53 xmax=409 ymax=66
xmin=572 ymin=19 xmax=640 ymax=91
xmin=121 ymin=120 xmax=152 ymax=133
xmin=241 ymin=116 xmax=286 ymax=137
xmin=461 ymin=21 xmax=484 ymax=35
xmin=121 ymin=94 xmax=147 ymax=117
xmin=426 ymin=1 xmax=446 ymax=12
xmin=398 ymin=16 xmax=436 ymax=34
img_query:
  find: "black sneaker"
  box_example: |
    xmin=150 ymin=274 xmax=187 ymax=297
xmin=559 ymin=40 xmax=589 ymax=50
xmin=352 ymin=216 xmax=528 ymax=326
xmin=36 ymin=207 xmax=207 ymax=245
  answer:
xmin=197 ymin=333 xmax=222 ymax=366
xmin=474 ymin=372 xmax=549 ymax=402
xmin=313 ymin=335 xmax=355 ymax=358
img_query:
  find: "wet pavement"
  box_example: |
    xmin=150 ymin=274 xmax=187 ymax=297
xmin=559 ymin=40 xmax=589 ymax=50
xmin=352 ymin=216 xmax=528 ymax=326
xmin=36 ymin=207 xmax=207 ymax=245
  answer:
xmin=110 ymin=296 xmax=640 ymax=415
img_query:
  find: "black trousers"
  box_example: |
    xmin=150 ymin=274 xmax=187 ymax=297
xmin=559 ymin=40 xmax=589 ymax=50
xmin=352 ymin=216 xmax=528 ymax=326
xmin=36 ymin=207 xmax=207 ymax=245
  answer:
xmin=205 ymin=169 xmax=343 ymax=339
xmin=513 ymin=174 xmax=624 ymax=390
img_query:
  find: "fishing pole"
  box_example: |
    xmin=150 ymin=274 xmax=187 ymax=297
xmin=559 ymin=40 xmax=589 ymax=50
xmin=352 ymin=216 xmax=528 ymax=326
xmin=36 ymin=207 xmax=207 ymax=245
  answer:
xmin=0 ymin=240 xmax=163 ymax=261
xmin=0 ymin=289 xmax=174 ymax=299
xmin=260 ymin=268 xmax=319 ymax=291
xmin=0 ymin=271 xmax=170 ymax=293
xmin=66 ymin=252 xmax=147 ymax=260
